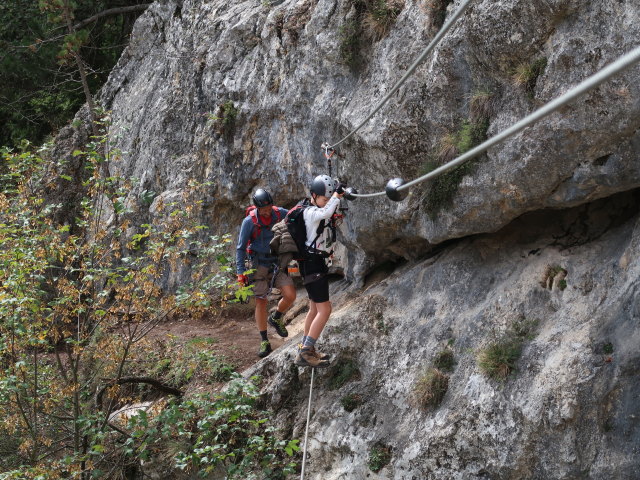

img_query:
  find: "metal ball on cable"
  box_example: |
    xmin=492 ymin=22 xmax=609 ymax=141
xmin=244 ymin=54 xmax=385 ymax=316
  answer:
xmin=385 ymin=178 xmax=408 ymax=201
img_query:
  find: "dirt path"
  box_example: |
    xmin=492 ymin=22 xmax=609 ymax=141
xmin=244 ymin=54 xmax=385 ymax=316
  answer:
xmin=149 ymin=286 xmax=311 ymax=373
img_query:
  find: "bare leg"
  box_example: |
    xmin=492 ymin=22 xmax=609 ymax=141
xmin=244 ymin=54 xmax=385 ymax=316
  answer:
xmin=307 ymin=300 xmax=332 ymax=340
xmin=255 ymin=297 xmax=268 ymax=332
xmin=304 ymin=301 xmax=318 ymax=337
xmin=277 ymin=284 xmax=296 ymax=314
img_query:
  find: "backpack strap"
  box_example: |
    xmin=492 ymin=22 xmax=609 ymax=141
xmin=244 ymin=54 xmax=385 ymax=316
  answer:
xmin=248 ymin=206 xmax=281 ymax=249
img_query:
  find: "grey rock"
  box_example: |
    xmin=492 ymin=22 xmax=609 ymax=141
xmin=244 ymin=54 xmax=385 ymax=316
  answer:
xmin=247 ymin=190 xmax=640 ymax=479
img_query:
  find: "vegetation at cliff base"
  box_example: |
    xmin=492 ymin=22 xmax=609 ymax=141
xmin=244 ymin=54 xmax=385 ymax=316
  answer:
xmin=0 ymin=133 xmax=297 ymax=478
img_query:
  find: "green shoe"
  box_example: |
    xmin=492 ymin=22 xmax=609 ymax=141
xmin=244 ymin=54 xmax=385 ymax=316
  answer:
xmin=268 ymin=313 xmax=289 ymax=337
xmin=258 ymin=340 xmax=272 ymax=358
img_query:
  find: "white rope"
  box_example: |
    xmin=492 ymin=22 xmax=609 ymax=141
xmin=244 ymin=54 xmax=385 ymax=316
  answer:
xmin=350 ymin=44 xmax=640 ymax=199
xmin=300 ymin=368 xmax=315 ymax=480
xmin=328 ymin=0 xmax=474 ymax=150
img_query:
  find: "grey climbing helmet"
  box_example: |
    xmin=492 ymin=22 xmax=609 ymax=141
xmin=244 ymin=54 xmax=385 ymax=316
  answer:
xmin=252 ymin=188 xmax=273 ymax=207
xmin=310 ymin=175 xmax=337 ymax=197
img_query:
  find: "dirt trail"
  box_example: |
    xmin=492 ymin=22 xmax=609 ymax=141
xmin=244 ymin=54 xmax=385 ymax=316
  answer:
xmin=149 ymin=286 xmax=311 ymax=373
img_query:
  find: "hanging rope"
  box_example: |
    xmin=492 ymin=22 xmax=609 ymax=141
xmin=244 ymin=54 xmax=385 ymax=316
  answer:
xmin=348 ymin=44 xmax=640 ymax=199
xmin=327 ymin=0 xmax=474 ymax=150
xmin=300 ymin=368 xmax=315 ymax=480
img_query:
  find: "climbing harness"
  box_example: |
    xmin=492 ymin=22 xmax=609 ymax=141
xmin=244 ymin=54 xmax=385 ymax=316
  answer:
xmin=300 ymin=368 xmax=315 ymax=480
xmin=343 ymin=44 xmax=640 ymax=201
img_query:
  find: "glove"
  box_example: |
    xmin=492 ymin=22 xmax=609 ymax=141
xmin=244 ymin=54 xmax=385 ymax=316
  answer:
xmin=237 ymin=274 xmax=248 ymax=286
xmin=335 ymin=183 xmax=346 ymax=195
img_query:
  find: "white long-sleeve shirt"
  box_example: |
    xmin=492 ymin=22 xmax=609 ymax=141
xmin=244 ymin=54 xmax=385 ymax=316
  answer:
xmin=303 ymin=196 xmax=340 ymax=252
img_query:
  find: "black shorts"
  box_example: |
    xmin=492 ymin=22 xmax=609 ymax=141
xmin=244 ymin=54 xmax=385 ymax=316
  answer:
xmin=299 ymin=254 xmax=329 ymax=303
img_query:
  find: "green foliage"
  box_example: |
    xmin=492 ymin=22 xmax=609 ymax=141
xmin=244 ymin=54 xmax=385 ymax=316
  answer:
xmin=138 ymin=336 xmax=236 ymax=386
xmin=433 ymin=348 xmax=456 ymax=372
xmin=477 ymin=319 xmax=538 ymax=381
xmin=422 ymin=158 xmax=479 ymax=216
xmin=0 ymin=134 xmax=244 ymax=476
xmin=127 ymin=375 xmax=299 ymax=479
xmin=339 ymin=19 xmax=360 ymax=68
xmin=340 ymin=393 xmax=364 ymax=412
xmin=0 ymin=0 xmax=148 ymax=148
xmin=602 ymin=342 xmax=614 ymax=355
xmin=221 ymin=100 xmax=238 ymax=127
xmin=412 ymin=367 xmax=449 ymax=410
xmin=368 ymin=444 xmax=392 ymax=473
xmin=328 ymin=359 xmax=360 ymax=390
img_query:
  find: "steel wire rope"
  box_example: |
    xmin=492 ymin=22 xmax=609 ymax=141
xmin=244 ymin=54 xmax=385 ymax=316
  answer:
xmin=327 ymin=0 xmax=474 ymax=150
xmin=349 ymin=44 xmax=640 ymax=199
xmin=300 ymin=368 xmax=315 ymax=480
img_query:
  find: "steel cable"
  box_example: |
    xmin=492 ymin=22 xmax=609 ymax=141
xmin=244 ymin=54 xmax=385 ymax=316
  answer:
xmin=328 ymin=0 xmax=474 ymax=150
xmin=349 ymin=44 xmax=640 ymax=199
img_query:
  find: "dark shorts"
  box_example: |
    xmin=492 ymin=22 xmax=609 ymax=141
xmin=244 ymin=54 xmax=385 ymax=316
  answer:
xmin=299 ymin=254 xmax=329 ymax=303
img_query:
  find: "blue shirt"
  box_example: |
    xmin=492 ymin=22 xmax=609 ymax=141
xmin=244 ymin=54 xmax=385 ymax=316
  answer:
xmin=236 ymin=207 xmax=288 ymax=274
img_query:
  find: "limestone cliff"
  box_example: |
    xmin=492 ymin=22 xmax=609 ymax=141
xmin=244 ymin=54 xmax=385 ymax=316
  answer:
xmin=96 ymin=0 xmax=640 ymax=280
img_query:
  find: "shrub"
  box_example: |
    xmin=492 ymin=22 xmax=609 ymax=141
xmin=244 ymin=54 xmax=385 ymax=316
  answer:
xmin=421 ymin=117 xmax=489 ymax=215
xmin=368 ymin=444 xmax=392 ymax=472
xmin=137 ymin=337 xmax=236 ymax=387
xmin=469 ymin=88 xmax=496 ymax=122
xmin=413 ymin=367 xmax=449 ymax=409
xmin=0 ymin=134 xmax=241 ymax=476
xmin=128 ymin=375 xmax=299 ymax=478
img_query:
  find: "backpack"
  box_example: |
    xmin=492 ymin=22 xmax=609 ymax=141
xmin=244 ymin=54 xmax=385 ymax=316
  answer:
xmin=244 ymin=205 xmax=282 ymax=254
xmin=270 ymin=198 xmax=326 ymax=261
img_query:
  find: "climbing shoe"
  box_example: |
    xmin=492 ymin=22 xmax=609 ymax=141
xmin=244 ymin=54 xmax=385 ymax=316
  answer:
xmin=295 ymin=348 xmax=330 ymax=368
xmin=298 ymin=344 xmax=331 ymax=361
xmin=268 ymin=312 xmax=289 ymax=337
xmin=258 ymin=340 xmax=272 ymax=358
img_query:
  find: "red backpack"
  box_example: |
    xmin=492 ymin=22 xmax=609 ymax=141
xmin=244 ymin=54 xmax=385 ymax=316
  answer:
xmin=245 ymin=206 xmax=282 ymax=251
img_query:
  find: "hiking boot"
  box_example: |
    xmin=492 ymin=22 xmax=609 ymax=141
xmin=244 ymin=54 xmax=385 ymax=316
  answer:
xmin=295 ymin=348 xmax=330 ymax=368
xmin=298 ymin=344 xmax=331 ymax=361
xmin=311 ymin=346 xmax=331 ymax=362
xmin=268 ymin=313 xmax=289 ymax=337
xmin=258 ymin=340 xmax=272 ymax=358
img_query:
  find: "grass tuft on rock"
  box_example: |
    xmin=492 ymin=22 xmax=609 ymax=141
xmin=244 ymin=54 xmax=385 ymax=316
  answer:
xmin=477 ymin=319 xmax=538 ymax=381
xmin=413 ymin=367 xmax=449 ymax=409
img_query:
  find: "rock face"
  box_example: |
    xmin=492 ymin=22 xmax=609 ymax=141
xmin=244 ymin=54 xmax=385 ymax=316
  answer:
xmin=97 ymin=0 xmax=640 ymax=281
xmin=249 ymin=190 xmax=640 ymax=479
